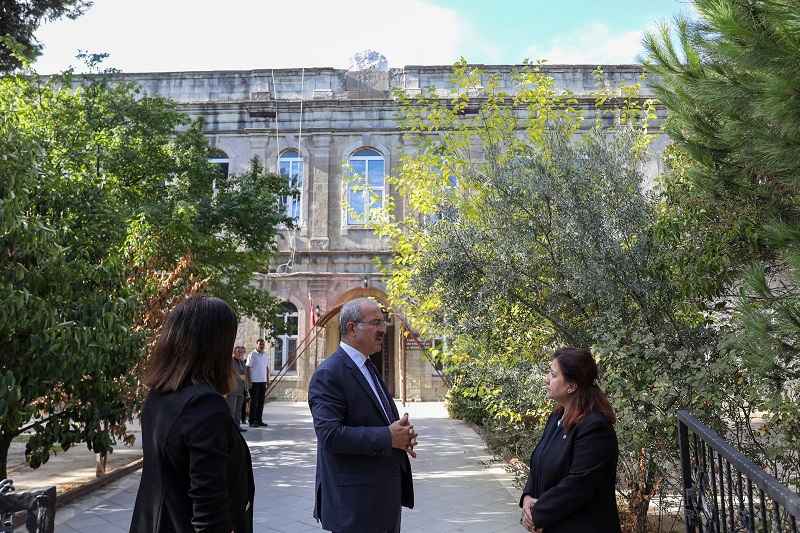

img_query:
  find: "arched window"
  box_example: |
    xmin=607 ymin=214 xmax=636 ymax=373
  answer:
xmin=209 ymin=150 xmax=229 ymax=195
xmin=279 ymin=150 xmax=303 ymax=222
xmin=347 ymin=148 xmax=385 ymax=225
xmin=273 ymin=302 xmax=299 ymax=374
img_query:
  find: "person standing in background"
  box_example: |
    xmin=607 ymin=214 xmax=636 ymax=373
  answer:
xmin=226 ymin=345 xmax=248 ymax=432
xmin=247 ymin=338 xmax=269 ymax=428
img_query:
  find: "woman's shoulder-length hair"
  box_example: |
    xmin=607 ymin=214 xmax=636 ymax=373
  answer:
xmin=145 ymin=295 xmax=237 ymax=395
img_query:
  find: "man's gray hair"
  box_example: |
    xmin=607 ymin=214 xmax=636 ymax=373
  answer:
xmin=339 ymin=297 xmax=381 ymax=336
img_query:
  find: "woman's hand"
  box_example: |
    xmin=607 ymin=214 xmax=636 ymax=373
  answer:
xmin=520 ymin=494 xmax=538 ymax=531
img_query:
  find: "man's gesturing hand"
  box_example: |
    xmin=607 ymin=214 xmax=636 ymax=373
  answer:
xmin=390 ymin=413 xmax=419 ymax=458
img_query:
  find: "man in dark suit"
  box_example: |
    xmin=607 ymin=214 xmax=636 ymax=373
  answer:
xmin=308 ymin=297 xmax=418 ymax=533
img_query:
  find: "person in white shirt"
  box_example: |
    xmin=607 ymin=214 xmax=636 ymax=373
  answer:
xmin=246 ymin=339 xmax=269 ymax=428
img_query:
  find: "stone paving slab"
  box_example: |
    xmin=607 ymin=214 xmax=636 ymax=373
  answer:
xmin=53 ymin=402 xmax=523 ymax=532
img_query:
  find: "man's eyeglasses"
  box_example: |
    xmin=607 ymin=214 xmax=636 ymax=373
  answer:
xmin=355 ymin=320 xmax=390 ymax=328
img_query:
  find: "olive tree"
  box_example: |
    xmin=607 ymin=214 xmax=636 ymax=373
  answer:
xmin=362 ymin=60 xmax=747 ymax=531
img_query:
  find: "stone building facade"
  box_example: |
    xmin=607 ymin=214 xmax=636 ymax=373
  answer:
xmin=120 ymin=64 xmax=667 ymax=402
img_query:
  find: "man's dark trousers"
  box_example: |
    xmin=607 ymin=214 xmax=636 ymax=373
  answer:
xmin=249 ymin=382 xmax=266 ymax=424
xmin=241 ymin=390 xmax=249 ymax=423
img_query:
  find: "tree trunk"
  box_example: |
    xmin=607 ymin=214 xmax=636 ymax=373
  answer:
xmin=634 ymin=498 xmax=651 ymax=533
xmin=0 ymin=432 xmax=12 ymax=481
xmin=95 ymin=451 xmax=107 ymax=476
xmin=624 ymin=449 xmax=661 ymax=533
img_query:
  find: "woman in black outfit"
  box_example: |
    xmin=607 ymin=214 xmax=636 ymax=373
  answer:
xmin=130 ymin=295 xmax=255 ymax=533
xmin=519 ymin=347 xmax=621 ymax=533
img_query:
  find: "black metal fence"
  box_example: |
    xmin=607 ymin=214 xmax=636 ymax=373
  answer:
xmin=0 ymin=479 xmax=56 ymax=533
xmin=678 ymin=410 xmax=800 ymax=533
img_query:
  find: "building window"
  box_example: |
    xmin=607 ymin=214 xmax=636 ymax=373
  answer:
xmin=279 ymin=149 xmax=303 ymax=222
xmin=273 ymin=302 xmax=299 ymax=375
xmin=209 ymin=150 xmax=229 ymax=195
xmin=347 ymin=148 xmax=385 ymax=225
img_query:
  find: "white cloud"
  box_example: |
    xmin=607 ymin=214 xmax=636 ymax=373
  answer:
xmin=34 ymin=0 xmax=467 ymax=73
xmin=523 ymin=23 xmax=647 ymax=65
xmin=33 ymin=2 xmax=683 ymax=73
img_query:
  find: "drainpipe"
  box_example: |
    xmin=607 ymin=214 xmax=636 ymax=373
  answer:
xmin=401 ymin=327 xmax=407 ymax=406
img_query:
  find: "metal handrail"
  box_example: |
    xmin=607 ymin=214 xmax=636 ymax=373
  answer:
xmin=678 ymin=410 xmax=800 ymax=533
xmin=264 ymin=324 xmax=319 ymax=398
xmin=389 ymin=310 xmax=449 ymax=387
xmin=0 ymin=479 xmax=56 ymax=533
xmin=266 ymin=305 xmax=450 ymax=398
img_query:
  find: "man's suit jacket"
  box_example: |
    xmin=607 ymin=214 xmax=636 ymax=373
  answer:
xmin=308 ymin=347 xmax=414 ymax=532
xmin=521 ymin=410 xmax=621 ymax=533
xmin=130 ymin=383 xmax=255 ymax=533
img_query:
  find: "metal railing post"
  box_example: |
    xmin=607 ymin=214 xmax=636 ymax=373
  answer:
xmin=679 ymin=415 xmax=697 ymax=533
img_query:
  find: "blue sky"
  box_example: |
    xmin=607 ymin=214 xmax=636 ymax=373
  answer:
xmin=33 ymin=0 xmax=695 ymax=74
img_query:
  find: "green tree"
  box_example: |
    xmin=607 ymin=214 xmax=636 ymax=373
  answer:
xmin=0 ymin=57 xmax=294 ymax=479
xmin=0 ymin=76 xmax=143 ymax=480
xmin=366 ymin=60 xmax=746 ymax=532
xmin=642 ymin=0 xmax=800 ymax=488
xmin=1 ymin=1 xmax=92 ymax=71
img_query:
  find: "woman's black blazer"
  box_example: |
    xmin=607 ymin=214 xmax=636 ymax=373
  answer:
xmin=520 ymin=410 xmax=621 ymax=533
xmin=130 ymin=383 xmax=255 ymax=533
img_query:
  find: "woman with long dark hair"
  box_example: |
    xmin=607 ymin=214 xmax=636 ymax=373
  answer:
xmin=130 ymin=295 xmax=255 ymax=533
xmin=519 ymin=347 xmax=621 ymax=532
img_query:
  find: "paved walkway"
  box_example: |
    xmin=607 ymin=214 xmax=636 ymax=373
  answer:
xmin=53 ymin=402 xmax=523 ymax=532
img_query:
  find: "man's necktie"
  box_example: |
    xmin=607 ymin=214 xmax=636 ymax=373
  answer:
xmin=365 ymin=358 xmax=397 ymax=424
